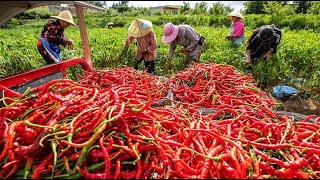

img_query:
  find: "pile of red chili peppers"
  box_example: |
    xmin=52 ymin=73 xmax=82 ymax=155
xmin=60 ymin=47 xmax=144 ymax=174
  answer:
xmin=0 ymin=64 xmax=319 ymax=179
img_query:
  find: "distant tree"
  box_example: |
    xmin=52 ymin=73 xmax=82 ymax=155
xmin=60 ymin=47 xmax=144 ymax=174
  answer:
xmin=307 ymin=1 xmax=320 ymax=14
xmin=276 ymin=1 xmax=289 ymax=5
xmin=104 ymin=8 xmax=118 ymax=17
xmin=263 ymin=1 xmax=296 ymax=16
xmin=294 ymin=1 xmax=311 ymax=14
xmin=244 ymin=1 xmax=267 ymax=14
xmin=111 ymin=1 xmax=131 ymax=13
xmin=208 ymin=2 xmax=233 ymax=15
xmin=192 ymin=2 xmax=208 ymax=15
xmin=139 ymin=7 xmax=150 ymax=16
xmin=224 ymin=6 xmax=233 ymax=14
xmin=154 ymin=9 xmax=163 ymax=16
xmin=179 ymin=2 xmax=191 ymax=14
xmin=208 ymin=2 xmax=224 ymax=15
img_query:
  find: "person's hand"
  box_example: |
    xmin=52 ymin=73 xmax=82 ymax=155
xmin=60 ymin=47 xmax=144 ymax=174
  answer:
xmin=64 ymin=38 xmax=73 ymax=49
xmin=225 ymin=35 xmax=233 ymax=40
xmin=264 ymin=51 xmax=273 ymax=60
xmin=245 ymin=54 xmax=252 ymax=65
xmin=179 ymin=48 xmax=187 ymax=54
xmin=139 ymin=48 xmax=147 ymax=54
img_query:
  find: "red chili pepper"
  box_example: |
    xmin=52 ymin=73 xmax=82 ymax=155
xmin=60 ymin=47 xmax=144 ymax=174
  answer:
xmin=31 ymin=152 xmax=53 ymax=179
xmin=283 ymin=168 xmax=309 ymax=179
xmin=259 ymin=161 xmax=284 ymax=178
xmin=219 ymin=161 xmax=239 ymax=179
xmin=0 ymin=160 xmax=20 ymax=179
xmin=199 ymin=145 xmax=223 ymax=178
xmin=98 ymin=134 xmax=111 ymax=178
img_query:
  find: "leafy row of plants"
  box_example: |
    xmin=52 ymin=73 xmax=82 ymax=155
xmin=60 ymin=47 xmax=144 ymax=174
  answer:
xmin=1 ymin=25 xmax=320 ymax=95
xmin=4 ymin=11 xmax=320 ymax=31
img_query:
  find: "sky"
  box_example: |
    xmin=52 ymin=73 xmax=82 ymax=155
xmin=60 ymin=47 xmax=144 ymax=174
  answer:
xmin=104 ymin=1 xmax=246 ymax=11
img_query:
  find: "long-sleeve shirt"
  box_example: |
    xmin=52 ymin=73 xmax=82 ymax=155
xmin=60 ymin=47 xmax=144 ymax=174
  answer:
xmin=246 ymin=26 xmax=282 ymax=56
xmin=168 ymin=25 xmax=201 ymax=59
xmin=39 ymin=19 xmax=65 ymax=46
xmin=124 ymin=30 xmax=157 ymax=61
xmin=231 ymin=20 xmax=245 ymax=38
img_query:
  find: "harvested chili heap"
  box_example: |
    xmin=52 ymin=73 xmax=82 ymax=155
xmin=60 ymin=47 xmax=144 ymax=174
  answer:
xmin=0 ymin=64 xmax=319 ymax=179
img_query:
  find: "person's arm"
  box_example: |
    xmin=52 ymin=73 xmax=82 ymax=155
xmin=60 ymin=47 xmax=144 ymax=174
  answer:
xmin=124 ymin=36 xmax=134 ymax=49
xmin=168 ymin=41 xmax=177 ymax=59
xmin=245 ymin=49 xmax=252 ymax=64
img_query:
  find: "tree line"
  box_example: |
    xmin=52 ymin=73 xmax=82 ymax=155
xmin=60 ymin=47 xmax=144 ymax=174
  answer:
xmin=85 ymin=1 xmax=320 ymax=16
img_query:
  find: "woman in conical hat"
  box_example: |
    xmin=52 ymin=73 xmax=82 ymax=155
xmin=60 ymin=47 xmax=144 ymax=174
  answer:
xmin=124 ymin=18 xmax=157 ymax=74
xmin=37 ymin=10 xmax=78 ymax=64
xmin=225 ymin=10 xmax=245 ymax=46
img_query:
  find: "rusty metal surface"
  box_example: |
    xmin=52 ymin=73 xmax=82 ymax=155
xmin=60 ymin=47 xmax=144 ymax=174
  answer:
xmin=11 ymin=71 xmax=63 ymax=94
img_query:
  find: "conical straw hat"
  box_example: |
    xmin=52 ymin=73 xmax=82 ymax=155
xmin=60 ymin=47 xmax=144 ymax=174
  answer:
xmin=227 ymin=10 xmax=245 ymax=20
xmin=51 ymin=10 xmax=78 ymax=26
xmin=128 ymin=18 xmax=152 ymax=37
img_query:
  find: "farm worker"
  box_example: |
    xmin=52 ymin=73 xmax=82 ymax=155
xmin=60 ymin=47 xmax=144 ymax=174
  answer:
xmin=107 ymin=22 xmax=113 ymax=29
xmin=225 ymin=10 xmax=245 ymax=46
xmin=245 ymin=24 xmax=282 ymax=89
xmin=161 ymin=23 xmax=205 ymax=69
xmin=245 ymin=24 xmax=282 ymax=65
xmin=124 ymin=18 xmax=157 ymax=74
xmin=37 ymin=10 xmax=77 ymax=64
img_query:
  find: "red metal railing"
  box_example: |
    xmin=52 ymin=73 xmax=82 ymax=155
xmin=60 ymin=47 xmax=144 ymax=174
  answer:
xmin=0 ymin=57 xmax=92 ymax=99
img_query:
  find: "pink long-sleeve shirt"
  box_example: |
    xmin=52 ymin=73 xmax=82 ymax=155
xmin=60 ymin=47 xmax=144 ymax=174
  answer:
xmin=231 ymin=20 xmax=245 ymax=38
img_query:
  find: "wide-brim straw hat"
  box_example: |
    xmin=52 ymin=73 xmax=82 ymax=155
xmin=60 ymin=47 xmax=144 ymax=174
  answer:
xmin=161 ymin=23 xmax=179 ymax=44
xmin=107 ymin=22 xmax=114 ymax=25
xmin=128 ymin=18 xmax=152 ymax=37
xmin=227 ymin=10 xmax=245 ymax=20
xmin=51 ymin=10 xmax=78 ymax=26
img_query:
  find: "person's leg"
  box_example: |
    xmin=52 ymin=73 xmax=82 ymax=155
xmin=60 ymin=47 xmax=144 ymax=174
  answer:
xmin=134 ymin=57 xmax=144 ymax=70
xmin=144 ymin=60 xmax=155 ymax=74
xmin=37 ymin=42 xmax=55 ymax=64
xmin=188 ymin=43 xmax=204 ymax=66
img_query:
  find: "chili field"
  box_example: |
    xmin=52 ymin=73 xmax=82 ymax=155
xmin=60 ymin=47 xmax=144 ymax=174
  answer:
xmin=0 ymin=22 xmax=320 ymax=94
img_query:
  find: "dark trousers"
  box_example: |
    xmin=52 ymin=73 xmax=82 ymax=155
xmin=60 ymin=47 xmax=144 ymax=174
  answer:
xmin=135 ymin=57 xmax=155 ymax=74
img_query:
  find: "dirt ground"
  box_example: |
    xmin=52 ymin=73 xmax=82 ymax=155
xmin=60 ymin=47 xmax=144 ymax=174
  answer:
xmin=272 ymin=94 xmax=320 ymax=116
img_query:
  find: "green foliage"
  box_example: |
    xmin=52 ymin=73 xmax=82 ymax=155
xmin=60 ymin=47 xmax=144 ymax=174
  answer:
xmin=179 ymin=2 xmax=191 ymax=14
xmin=104 ymin=8 xmax=119 ymax=17
xmin=2 ymin=13 xmax=320 ymax=92
xmin=2 ymin=18 xmax=21 ymax=28
xmin=208 ymin=2 xmax=232 ymax=15
xmin=15 ymin=7 xmax=55 ymax=20
xmin=294 ymin=1 xmax=311 ymax=14
xmin=244 ymin=1 xmax=268 ymax=14
xmin=153 ymin=10 xmax=163 ymax=16
xmin=263 ymin=1 xmax=297 ymax=16
xmin=307 ymin=1 xmax=320 ymax=15
xmin=192 ymin=2 xmax=208 ymax=15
